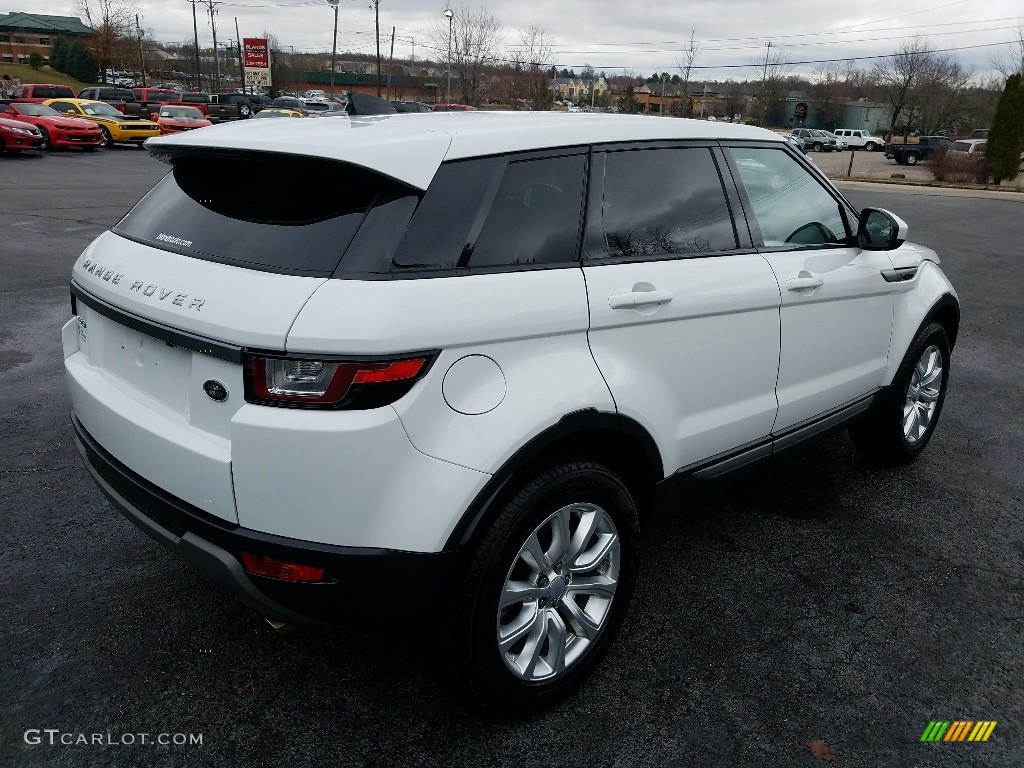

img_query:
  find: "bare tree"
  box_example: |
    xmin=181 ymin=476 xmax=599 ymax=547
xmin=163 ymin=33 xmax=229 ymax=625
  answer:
xmin=516 ymin=26 xmax=555 ymax=110
xmin=992 ymin=23 xmax=1024 ymax=79
xmin=871 ymin=37 xmax=935 ymax=138
xmin=810 ymin=63 xmax=848 ymax=130
xmin=751 ymin=43 xmax=793 ymax=126
xmin=674 ymin=26 xmax=700 ymax=117
xmin=914 ymin=53 xmax=973 ymax=135
xmin=78 ymin=0 xmax=137 ymax=81
xmin=430 ymin=6 xmax=503 ymax=106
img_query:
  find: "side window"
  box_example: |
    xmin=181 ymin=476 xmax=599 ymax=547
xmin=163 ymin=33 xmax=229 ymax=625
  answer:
xmin=392 ymin=157 xmax=505 ymax=270
xmin=391 ymin=153 xmax=585 ymax=272
xmin=728 ymin=147 xmax=849 ymax=248
xmin=588 ymin=147 xmax=737 ymax=260
xmin=11 ymin=86 xmax=24 ymax=98
xmin=469 ymin=154 xmax=586 ymax=268
xmin=50 ymin=101 xmax=75 ymax=113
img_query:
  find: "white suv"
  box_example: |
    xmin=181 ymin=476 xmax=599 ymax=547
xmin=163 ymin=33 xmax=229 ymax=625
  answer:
xmin=63 ymin=111 xmax=959 ymax=711
xmin=834 ymin=128 xmax=885 ymax=151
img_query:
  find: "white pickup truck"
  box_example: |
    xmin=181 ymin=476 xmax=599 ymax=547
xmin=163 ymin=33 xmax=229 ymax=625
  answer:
xmin=834 ymin=129 xmax=885 ymax=151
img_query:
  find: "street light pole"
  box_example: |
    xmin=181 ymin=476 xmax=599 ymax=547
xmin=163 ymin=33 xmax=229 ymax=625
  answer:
xmin=327 ymin=0 xmax=338 ymax=98
xmin=443 ymin=8 xmax=453 ymax=104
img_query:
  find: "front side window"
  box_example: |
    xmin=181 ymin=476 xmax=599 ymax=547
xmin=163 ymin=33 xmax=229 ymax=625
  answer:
xmin=588 ymin=147 xmax=737 ymax=260
xmin=728 ymin=147 xmax=849 ymax=248
xmin=49 ymin=101 xmax=78 ymax=114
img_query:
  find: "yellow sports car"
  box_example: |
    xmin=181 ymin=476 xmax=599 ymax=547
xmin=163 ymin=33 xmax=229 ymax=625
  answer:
xmin=41 ymin=98 xmax=160 ymax=147
xmin=253 ymin=108 xmax=306 ymax=119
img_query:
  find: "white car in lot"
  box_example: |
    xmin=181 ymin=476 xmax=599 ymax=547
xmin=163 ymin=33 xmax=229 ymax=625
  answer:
xmin=834 ymin=128 xmax=885 ymax=151
xmin=64 ymin=111 xmax=959 ymax=712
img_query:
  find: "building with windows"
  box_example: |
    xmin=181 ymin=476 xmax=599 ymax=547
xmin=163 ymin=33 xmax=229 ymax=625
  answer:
xmin=0 ymin=12 xmax=93 ymax=66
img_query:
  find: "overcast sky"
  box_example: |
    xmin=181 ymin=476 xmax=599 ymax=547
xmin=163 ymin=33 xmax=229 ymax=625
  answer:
xmin=17 ymin=0 xmax=1024 ymax=80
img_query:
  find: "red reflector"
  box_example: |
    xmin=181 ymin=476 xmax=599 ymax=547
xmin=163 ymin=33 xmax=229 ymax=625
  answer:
xmin=353 ymin=358 xmax=425 ymax=384
xmin=240 ymin=552 xmax=326 ymax=582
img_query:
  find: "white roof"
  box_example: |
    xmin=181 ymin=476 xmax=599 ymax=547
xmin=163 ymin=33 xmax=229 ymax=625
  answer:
xmin=146 ymin=111 xmax=782 ymax=190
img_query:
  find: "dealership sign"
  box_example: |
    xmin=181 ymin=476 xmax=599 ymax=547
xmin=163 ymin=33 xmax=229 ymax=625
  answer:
xmin=242 ymin=38 xmax=271 ymax=87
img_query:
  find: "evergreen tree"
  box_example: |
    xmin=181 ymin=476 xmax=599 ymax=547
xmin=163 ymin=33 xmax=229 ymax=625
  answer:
xmin=985 ymin=74 xmax=1024 ymax=184
xmin=51 ymin=36 xmax=69 ymax=73
xmin=28 ymin=51 xmax=44 ymax=70
xmin=618 ymin=85 xmax=641 ymax=114
xmin=67 ymin=41 xmax=98 ymax=84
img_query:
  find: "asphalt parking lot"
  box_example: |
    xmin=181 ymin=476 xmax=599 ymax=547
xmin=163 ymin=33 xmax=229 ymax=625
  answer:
xmin=1 ymin=147 xmax=1022 ymax=767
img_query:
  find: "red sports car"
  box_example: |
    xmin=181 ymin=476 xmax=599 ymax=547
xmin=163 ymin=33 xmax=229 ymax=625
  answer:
xmin=156 ymin=105 xmax=212 ymax=135
xmin=0 ymin=115 xmax=43 ymax=153
xmin=0 ymin=101 xmax=102 ymax=150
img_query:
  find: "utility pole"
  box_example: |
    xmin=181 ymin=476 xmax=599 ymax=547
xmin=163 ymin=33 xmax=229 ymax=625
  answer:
xmin=136 ymin=14 xmax=146 ymax=87
xmin=659 ymin=72 xmax=666 ymax=116
xmin=234 ymin=17 xmax=245 ymax=94
xmin=760 ymin=40 xmax=771 ymax=127
xmin=386 ymin=26 xmax=395 ymax=101
xmin=200 ymin=0 xmax=224 ymax=92
xmin=327 ymin=0 xmax=339 ymax=99
xmin=371 ymin=0 xmax=382 ymax=97
xmin=188 ymin=0 xmax=201 ymax=91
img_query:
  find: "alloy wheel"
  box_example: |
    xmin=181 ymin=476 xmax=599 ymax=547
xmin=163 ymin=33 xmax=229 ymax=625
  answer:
xmin=497 ymin=502 xmax=620 ymax=682
xmin=904 ymin=344 xmax=943 ymax=445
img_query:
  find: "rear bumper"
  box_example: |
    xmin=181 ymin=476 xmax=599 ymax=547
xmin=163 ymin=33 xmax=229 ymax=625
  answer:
xmin=73 ymin=413 xmax=457 ymax=623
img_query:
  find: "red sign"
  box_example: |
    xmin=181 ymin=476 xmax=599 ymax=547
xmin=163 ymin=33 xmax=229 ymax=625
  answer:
xmin=243 ymin=38 xmax=269 ymax=69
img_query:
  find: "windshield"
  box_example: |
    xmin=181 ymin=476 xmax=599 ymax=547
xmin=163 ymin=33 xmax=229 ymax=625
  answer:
xmin=160 ymin=107 xmax=203 ymax=119
xmin=82 ymin=102 xmax=123 ymax=117
xmin=15 ymin=103 xmax=61 ymax=117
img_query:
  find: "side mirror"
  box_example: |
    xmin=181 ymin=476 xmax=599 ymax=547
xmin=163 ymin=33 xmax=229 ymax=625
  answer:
xmin=857 ymin=207 xmax=908 ymax=251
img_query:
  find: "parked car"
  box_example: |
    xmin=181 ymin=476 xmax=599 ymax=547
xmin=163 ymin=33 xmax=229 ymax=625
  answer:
xmin=207 ymin=92 xmax=265 ymax=122
xmin=64 ymin=112 xmax=959 ymax=712
xmin=166 ymin=92 xmax=210 ymax=117
xmin=946 ymin=139 xmax=986 ymax=160
xmin=833 ymin=129 xmax=885 ymax=151
xmin=784 ymin=134 xmax=807 ymax=154
xmin=8 ymin=83 xmax=77 ymax=103
xmin=391 ymin=101 xmax=432 ymax=113
xmin=252 ymin=107 xmax=306 ymax=119
xmin=42 ymin=98 xmax=160 ymax=147
xmin=818 ymin=130 xmax=848 ymax=150
xmin=0 ymin=100 xmax=102 ymax=150
xmin=885 ymin=135 xmax=952 ymax=165
xmin=789 ymin=128 xmax=835 ymax=152
xmin=968 ymin=128 xmax=989 ymax=140
xmin=0 ymin=114 xmax=43 ymax=153
xmin=432 ymin=103 xmax=474 ymax=111
xmin=131 ymin=87 xmax=181 ymax=120
xmin=271 ymin=96 xmax=308 ymax=116
xmin=77 ymin=86 xmax=141 ymax=115
xmin=155 ymin=105 xmax=212 ymax=135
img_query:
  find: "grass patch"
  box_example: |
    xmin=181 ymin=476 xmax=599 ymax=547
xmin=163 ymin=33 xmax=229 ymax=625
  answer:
xmin=0 ymin=63 xmax=94 ymax=91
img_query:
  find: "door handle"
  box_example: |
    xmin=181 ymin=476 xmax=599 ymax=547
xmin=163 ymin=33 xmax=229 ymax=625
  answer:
xmin=608 ymin=290 xmax=673 ymax=309
xmin=785 ymin=275 xmax=824 ymax=291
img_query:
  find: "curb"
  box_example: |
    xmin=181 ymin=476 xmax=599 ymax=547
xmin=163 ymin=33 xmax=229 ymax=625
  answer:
xmin=831 ymin=179 xmax=1024 ymax=202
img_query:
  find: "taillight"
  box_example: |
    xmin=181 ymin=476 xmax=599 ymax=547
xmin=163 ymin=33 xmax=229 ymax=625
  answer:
xmin=244 ymin=352 xmax=435 ymax=410
xmin=240 ymin=552 xmax=326 ymax=582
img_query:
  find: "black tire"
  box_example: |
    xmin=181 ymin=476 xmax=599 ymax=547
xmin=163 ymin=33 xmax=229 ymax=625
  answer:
xmin=238 ymin=103 xmax=252 ymax=118
xmin=905 ymin=153 xmax=919 ymax=166
xmin=849 ymin=322 xmax=950 ymax=464
xmin=865 ymin=141 xmax=877 ymax=151
xmin=99 ymin=126 xmax=113 ymax=148
xmin=812 ymin=142 xmax=823 ymax=152
xmin=38 ymin=129 xmax=51 ymax=151
xmin=442 ymin=458 xmax=640 ymax=714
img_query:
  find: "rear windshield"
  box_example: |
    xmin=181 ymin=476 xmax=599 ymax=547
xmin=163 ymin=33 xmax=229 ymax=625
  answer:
xmin=113 ymin=153 xmax=415 ymax=277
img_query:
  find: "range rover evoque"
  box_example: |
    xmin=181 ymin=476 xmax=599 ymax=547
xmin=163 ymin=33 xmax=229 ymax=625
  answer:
xmin=64 ymin=111 xmax=959 ymax=712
